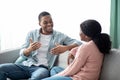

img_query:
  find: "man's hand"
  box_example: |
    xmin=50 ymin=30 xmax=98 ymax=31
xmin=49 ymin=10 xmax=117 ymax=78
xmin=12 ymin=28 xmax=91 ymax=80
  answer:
xmin=24 ymin=38 xmax=41 ymax=56
xmin=28 ymin=38 xmax=41 ymax=51
xmin=50 ymin=43 xmax=68 ymax=55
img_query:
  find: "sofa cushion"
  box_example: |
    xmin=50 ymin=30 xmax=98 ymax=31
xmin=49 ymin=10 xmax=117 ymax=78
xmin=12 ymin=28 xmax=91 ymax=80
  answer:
xmin=100 ymin=49 xmax=120 ymax=80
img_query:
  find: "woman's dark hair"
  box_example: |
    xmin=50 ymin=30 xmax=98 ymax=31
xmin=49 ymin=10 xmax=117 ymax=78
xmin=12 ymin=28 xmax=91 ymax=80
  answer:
xmin=38 ymin=11 xmax=50 ymax=21
xmin=80 ymin=19 xmax=111 ymax=54
xmin=93 ymin=33 xmax=111 ymax=54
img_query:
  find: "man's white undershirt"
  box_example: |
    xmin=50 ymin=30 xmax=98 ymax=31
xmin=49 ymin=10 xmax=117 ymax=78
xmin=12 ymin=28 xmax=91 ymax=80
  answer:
xmin=34 ymin=33 xmax=52 ymax=66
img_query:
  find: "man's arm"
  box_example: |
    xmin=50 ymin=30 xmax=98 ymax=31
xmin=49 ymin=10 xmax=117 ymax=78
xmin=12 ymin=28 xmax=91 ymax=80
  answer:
xmin=50 ymin=43 xmax=79 ymax=55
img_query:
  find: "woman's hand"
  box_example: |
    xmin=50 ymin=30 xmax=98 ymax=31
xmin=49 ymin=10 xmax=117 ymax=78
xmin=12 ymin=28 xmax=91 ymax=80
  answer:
xmin=67 ymin=53 xmax=74 ymax=65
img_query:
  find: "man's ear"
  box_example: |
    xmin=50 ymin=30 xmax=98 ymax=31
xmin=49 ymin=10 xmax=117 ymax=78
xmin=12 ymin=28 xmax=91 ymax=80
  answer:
xmin=39 ymin=22 xmax=41 ymax=26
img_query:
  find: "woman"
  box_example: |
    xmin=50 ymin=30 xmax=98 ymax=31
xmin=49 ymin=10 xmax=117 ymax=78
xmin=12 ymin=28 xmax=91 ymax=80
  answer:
xmin=42 ymin=19 xmax=111 ymax=80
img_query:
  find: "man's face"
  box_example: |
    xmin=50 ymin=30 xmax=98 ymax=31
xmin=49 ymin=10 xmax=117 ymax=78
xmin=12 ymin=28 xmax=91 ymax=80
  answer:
xmin=39 ymin=15 xmax=53 ymax=35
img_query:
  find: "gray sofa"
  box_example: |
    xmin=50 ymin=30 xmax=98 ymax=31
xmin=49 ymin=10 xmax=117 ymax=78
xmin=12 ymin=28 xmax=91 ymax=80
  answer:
xmin=0 ymin=48 xmax=120 ymax=80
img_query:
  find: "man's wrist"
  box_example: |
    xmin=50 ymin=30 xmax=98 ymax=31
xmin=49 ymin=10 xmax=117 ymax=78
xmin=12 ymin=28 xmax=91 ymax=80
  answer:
xmin=23 ymin=48 xmax=32 ymax=56
xmin=67 ymin=44 xmax=78 ymax=50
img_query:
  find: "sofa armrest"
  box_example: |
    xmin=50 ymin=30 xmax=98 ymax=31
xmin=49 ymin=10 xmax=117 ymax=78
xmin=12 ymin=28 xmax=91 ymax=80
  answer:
xmin=0 ymin=48 xmax=20 ymax=64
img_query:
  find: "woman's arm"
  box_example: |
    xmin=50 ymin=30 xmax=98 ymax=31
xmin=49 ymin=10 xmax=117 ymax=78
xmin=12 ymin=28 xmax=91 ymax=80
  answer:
xmin=67 ymin=47 xmax=78 ymax=65
xmin=56 ymin=45 xmax=88 ymax=76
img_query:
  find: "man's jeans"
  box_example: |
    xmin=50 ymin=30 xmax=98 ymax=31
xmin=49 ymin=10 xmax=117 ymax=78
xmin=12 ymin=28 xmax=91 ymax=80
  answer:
xmin=42 ymin=66 xmax=72 ymax=80
xmin=0 ymin=63 xmax=49 ymax=80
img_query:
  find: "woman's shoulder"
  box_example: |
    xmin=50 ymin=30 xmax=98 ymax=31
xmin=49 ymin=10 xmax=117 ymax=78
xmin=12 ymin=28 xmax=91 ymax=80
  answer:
xmin=79 ymin=41 xmax=98 ymax=51
xmin=76 ymin=41 xmax=102 ymax=57
xmin=84 ymin=40 xmax=96 ymax=47
xmin=84 ymin=41 xmax=102 ymax=54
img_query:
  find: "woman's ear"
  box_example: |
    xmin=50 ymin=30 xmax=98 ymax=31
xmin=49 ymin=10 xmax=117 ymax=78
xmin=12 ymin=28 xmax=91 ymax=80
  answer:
xmin=85 ymin=35 xmax=88 ymax=39
xmin=85 ymin=36 xmax=91 ymax=41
